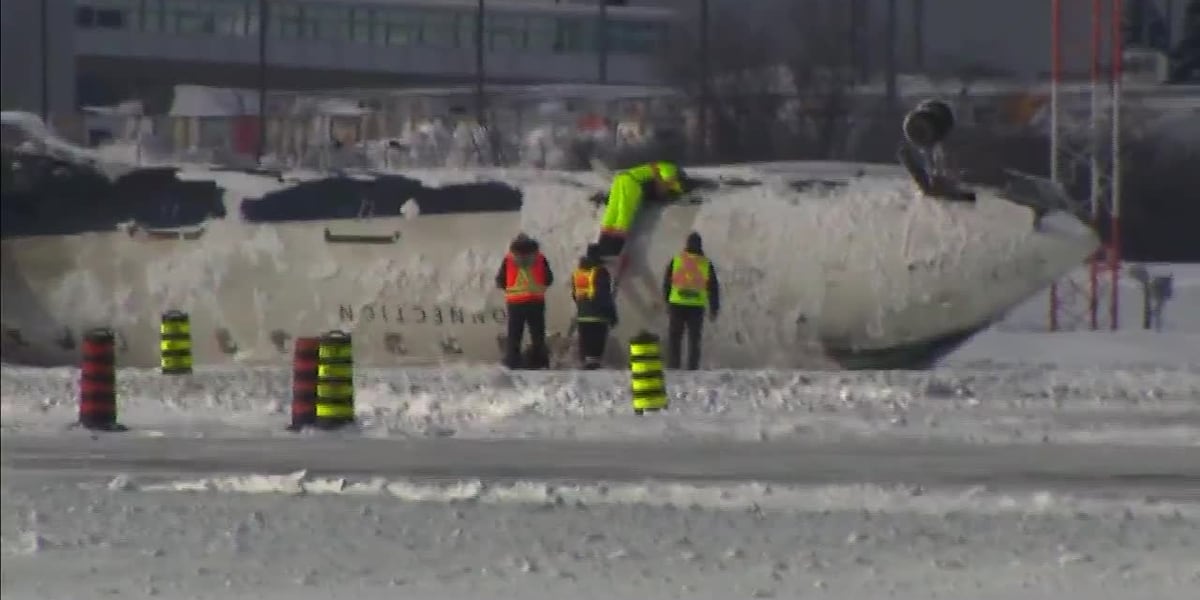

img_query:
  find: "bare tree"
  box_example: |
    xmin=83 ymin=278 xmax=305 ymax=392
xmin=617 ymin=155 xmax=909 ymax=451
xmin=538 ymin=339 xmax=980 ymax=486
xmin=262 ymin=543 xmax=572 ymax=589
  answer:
xmin=655 ymin=0 xmax=857 ymax=163
xmin=655 ymin=2 xmax=773 ymax=163
xmin=777 ymin=0 xmax=858 ymax=159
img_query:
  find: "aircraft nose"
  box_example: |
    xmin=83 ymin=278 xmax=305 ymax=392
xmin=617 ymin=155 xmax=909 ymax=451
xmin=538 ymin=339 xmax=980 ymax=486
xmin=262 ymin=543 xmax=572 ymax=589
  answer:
xmin=1029 ymin=209 xmax=1102 ymax=283
xmin=990 ymin=171 xmax=1102 ymax=287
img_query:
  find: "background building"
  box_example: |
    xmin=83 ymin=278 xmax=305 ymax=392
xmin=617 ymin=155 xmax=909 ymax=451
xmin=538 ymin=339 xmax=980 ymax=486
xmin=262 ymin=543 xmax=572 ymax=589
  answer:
xmin=2 ymin=0 xmax=674 ymax=117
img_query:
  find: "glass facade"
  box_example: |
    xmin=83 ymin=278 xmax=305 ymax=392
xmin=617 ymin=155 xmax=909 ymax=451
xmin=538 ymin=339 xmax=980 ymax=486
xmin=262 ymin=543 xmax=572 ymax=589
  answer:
xmin=73 ymin=0 xmax=670 ymax=55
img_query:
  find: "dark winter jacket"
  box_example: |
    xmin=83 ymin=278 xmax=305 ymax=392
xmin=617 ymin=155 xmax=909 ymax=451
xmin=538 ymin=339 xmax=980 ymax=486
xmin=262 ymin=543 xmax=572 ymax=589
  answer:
xmin=495 ymin=234 xmax=554 ymax=297
xmin=662 ymin=232 xmax=721 ymax=313
xmin=572 ymin=255 xmax=618 ymax=325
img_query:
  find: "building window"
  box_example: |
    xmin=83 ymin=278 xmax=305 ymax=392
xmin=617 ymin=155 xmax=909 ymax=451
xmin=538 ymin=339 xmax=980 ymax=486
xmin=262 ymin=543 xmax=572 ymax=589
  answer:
xmin=526 ymin=16 xmax=558 ymax=52
xmin=96 ymin=8 xmax=125 ymax=28
xmin=76 ymin=1 xmax=134 ymax=30
xmin=305 ymin=5 xmax=351 ymax=42
xmin=213 ymin=0 xmax=252 ymax=37
xmin=422 ymin=11 xmax=460 ymax=48
xmin=244 ymin=2 xmax=261 ymax=37
xmin=272 ymin=2 xmax=304 ymax=39
xmin=76 ymin=7 xmax=96 ymax=27
xmin=557 ymin=17 xmax=596 ymax=53
xmin=458 ymin=12 xmax=478 ymax=48
xmin=607 ymin=20 xmax=665 ymax=54
xmin=348 ymin=7 xmax=372 ymax=44
xmin=374 ymin=9 xmax=420 ymax=46
xmin=140 ymin=0 xmax=165 ymax=32
xmin=164 ymin=0 xmax=216 ymax=35
xmin=487 ymin=14 xmax=525 ymax=51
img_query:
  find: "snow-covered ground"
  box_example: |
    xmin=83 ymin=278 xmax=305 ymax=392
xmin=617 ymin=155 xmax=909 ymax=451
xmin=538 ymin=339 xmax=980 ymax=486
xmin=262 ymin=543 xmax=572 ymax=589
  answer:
xmin=5 ymin=108 xmax=1198 ymax=599
xmin=3 ymin=360 xmax=1199 ymax=445
xmin=997 ymin=263 xmax=1200 ymax=334
xmin=6 ymin=463 xmax=1196 ymax=600
xmin=3 ymin=269 xmax=1199 ymax=599
xmin=4 ymin=435 xmax=1199 ymax=600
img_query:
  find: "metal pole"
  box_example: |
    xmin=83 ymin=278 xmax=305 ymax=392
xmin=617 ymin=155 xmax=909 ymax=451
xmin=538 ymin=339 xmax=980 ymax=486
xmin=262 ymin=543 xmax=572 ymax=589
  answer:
xmin=257 ymin=0 xmax=268 ymax=164
xmin=475 ymin=0 xmax=486 ymax=128
xmin=698 ymin=0 xmax=710 ymax=161
xmin=1110 ymin=0 xmax=1124 ymax=331
xmin=40 ymin=0 xmax=50 ymax=123
xmin=849 ymin=0 xmax=864 ymax=83
xmin=1049 ymin=0 xmax=1062 ymax=332
xmin=1088 ymin=0 xmax=1102 ymax=330
xmin=912 ymin=0 xmax=925 ymax=71
xmin=885 ymin=0 xmax=898 ymax=109
xmin=1165 ymin=0 xmax=1174 ymax=46
xmin=598 ymin=0 xmax=608 ymax=83
xmin=476 ymin=0 xmax=498 ymax=165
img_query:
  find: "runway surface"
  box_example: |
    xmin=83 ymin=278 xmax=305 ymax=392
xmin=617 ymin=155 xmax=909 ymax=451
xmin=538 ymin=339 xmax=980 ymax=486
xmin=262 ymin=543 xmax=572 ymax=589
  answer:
xmin=4 ymin=434 xmax=1197 ymax=501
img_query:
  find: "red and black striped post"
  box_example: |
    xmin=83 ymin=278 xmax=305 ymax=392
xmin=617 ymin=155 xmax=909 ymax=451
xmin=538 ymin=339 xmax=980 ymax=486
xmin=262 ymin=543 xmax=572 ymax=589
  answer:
xmin=78 ymin=328 xmax=125 ymax=431
xmin=287 ymin=336 xmax=319 ymax=431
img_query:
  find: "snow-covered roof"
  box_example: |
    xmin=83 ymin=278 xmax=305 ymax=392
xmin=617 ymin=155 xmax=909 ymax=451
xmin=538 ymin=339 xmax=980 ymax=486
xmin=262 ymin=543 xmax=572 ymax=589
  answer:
xmin=169 ymin=85 xmax=261 ymax=118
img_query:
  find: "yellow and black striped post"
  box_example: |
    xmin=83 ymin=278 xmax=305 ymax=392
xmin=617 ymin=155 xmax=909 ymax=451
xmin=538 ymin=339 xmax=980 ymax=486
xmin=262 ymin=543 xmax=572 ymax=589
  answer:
xmin=315 ymin=330 xmax=355 ymax=429
xmin=159 ymin=310 xmax=193 ymax=375
xmin=629 ymin=330 xmax=667 ymax=415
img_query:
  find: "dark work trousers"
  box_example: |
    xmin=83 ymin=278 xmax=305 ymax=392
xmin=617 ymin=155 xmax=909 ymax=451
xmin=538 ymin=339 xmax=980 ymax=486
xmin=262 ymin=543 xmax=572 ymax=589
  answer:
xmin=667 ymin=305 xmax=705 ymax=370
xmin=595 ymin=233 xmax=627 ymax=258
xmin=505 ymin=302 xmax=547 ymax=369
xmin=576 ymin=321 xmax=610 ymax=368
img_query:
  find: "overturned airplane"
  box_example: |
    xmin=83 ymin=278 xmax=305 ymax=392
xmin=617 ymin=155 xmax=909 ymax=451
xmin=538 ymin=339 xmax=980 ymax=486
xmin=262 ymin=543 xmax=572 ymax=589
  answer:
xmin=0 ymin=104 xmax=1097 ymax=369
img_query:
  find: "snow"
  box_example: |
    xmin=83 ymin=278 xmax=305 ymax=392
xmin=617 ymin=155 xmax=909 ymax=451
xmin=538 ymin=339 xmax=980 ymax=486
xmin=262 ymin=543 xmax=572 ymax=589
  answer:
xmin=4 ymin=326 xmax=1200 ymax=598
xmin=4 ymin=269 xmax=1200 ymax=598
xmin=945 ymin=330 xmax=1200 ymax=368
xmin=3 ymin=444 xmax=1199 ymax=600
xmin=2 ymin=110 xmax=101 ymax=165
xmin=4 ymin=158 xmax=1099 ymax=369
xmin=168 ymin=85 xmax=261 ymax=118
xmin=4 ymin=108 xmax=1199 ymax=598
xmin=997 ymin=263 xmax=1200 ymax=334
xmin=15 ymin=434 xmax=1200 ymax=597
xmin=2 ymin=360 xmax=1199 ymax=445
xmin=1 ymin=110 xmax=151 ymax=178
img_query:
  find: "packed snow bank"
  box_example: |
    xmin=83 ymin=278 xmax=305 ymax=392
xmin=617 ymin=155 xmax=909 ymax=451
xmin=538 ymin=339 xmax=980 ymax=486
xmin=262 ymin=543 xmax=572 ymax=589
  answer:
xmin=99 ymin=472 xmax=1200 ymax=519
xmin=3 ymin=469 xmax=1197 ymax=600
xmin=4 ymin=363 xmax=1197 ymax=445
xmin=958 ymin=263 xmax=1200 ymax=365
xmin=0 ymin=111 xmax=143 ymax=180
xmin=1 ymin=111 xmax=99 ymax=164
xmin=944 ymin=330 xmax=1200 ymax=368
xmin=999 ymin=263 xmax=1200 ymax=333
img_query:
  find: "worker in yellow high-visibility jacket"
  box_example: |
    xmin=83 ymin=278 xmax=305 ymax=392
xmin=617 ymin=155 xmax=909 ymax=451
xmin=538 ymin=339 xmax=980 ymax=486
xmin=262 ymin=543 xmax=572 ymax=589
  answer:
xmin=595 ymin=161 xmax=686 ymax=258
xmin=661 ymin=232 xmax=721 ymax=370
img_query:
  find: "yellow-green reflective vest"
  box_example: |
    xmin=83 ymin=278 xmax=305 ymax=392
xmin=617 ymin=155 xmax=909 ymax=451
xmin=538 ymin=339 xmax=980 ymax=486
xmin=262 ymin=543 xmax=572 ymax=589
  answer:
xmin=668 ymin=252 xmax=710 ymax=307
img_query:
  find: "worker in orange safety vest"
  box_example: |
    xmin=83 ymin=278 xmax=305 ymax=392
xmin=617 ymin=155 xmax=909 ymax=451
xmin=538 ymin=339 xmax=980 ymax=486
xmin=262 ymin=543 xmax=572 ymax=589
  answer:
xmin=570 ymin=243 xmax=618 ymax=369
xmin=495 ymin=233 xmax=554 ymax=369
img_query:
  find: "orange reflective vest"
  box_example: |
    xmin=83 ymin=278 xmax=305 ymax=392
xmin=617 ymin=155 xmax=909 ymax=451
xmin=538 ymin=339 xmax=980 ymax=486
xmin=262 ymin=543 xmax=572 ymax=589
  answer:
xmin=668 ymin=252 xmax=710 ymax=307
xmin=572 ymin=267 xmax=597 ymax=301
xmin=504 ymin=252 xmax=548 ymax=303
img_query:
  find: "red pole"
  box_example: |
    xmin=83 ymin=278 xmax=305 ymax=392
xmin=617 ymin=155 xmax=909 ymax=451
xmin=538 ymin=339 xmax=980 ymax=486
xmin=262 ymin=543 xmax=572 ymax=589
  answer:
xmin=79 ymin=328 xmax=124 ymax=432
xmin=288 ymin=337 xmax=320 ymax=431
xmin=1048 ymin=0 xmax=1062 ymax=332
xmin=1110 ymin=0 xmax=1124 ymax=330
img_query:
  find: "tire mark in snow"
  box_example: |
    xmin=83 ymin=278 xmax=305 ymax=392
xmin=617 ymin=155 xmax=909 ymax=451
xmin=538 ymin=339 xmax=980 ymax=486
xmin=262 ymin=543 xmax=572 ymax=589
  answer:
xmin=3 ymin=436 xmax=1198 ymax=501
